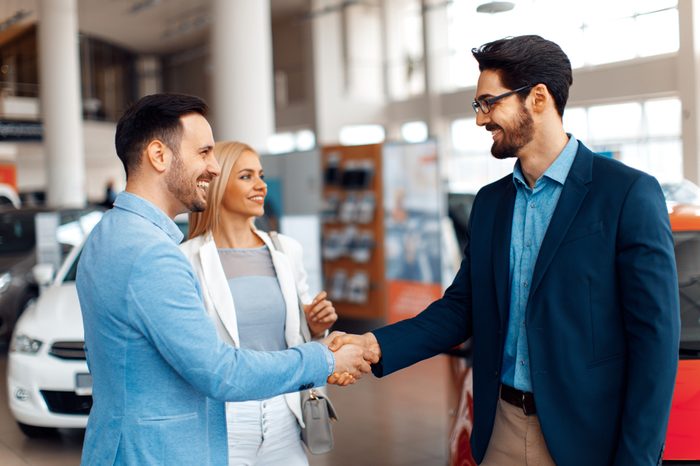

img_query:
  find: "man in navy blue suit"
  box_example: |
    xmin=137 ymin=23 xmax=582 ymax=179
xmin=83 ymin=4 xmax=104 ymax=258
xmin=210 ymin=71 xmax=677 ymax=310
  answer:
xmin=331 ymin=35 xmax=680 ymax=465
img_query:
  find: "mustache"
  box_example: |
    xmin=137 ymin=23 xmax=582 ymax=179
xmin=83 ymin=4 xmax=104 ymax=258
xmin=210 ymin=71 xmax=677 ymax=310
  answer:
xmin=485 ymin=124 xmax=502 ymax=132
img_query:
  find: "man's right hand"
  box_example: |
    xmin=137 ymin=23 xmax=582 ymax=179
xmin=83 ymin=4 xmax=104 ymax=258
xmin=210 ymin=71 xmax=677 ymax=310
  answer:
xmin=328 ymin=332 xmax=381 ymax=363
xmin=324 ymin=332 xmax=381 ymax=386
xmin=327 ymin=342 xmax=371 ymax=385
xmin=321 ymin=331 xmax=373 ymax=386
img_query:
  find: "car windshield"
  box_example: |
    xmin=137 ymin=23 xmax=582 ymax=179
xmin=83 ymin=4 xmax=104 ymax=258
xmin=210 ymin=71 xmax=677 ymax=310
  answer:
xmin=673 ymin=231 xmax=700 ymax=352
xmin=0 ymin=213 xmax=36 ymax=254
xmin=62 ymin=250 xmax=81 ymax=283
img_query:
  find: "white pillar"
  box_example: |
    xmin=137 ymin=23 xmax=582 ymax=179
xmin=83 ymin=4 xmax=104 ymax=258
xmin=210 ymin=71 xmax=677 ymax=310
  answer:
xmin=37 ymin=0 xmax=86 ymax=207
xmin=311 ymin=0 xmax=385 ymax=145
xmin=678 ymin=0 xmax=700 ymax=184
xmin=211 ymin=0 xmax=275 ymax=151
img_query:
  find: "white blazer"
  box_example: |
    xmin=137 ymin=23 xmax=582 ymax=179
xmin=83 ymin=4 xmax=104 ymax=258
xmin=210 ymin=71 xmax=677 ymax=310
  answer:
xmin=179 ymin=229 xmax=313 ymax=426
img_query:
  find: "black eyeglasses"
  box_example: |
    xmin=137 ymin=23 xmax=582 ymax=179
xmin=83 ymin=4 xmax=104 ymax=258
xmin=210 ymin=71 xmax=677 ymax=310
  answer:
xmin=471 ymin=84 xmax=534 ymax=114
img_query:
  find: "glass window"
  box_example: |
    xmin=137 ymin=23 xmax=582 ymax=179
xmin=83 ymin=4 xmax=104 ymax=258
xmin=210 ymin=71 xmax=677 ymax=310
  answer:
xmin=636 ymin=8 xmax=680 ymax=58
xmin=451 ymin=118 xmax=491 ymax=152
xmin=582 ymin=97 xmax=682 ymax=183
xmin=645 ymin=98 xmax=681 ymax=137
xmin=0 ymin=214 xmax=35 ymax=254
xmin=444 ymin=0 xmax=678 ymax=90
xmin=447 ymin=97 xmax=683 ymax=191
xmin=647 ymin=140 xmax=683 ymax=183
xmin=385 ymin=0 xmax=425 ymax=100
xmin=63 ymin=251 xmax=81 ymax=283
xmin=448 ymin=117 xmax=513 ymax=192
xmin=588 ymin=102 xmax=643 ymax=141
xmin=81 ymin=36 xmax=137 ymax=121
xmin=563 ymin=107 xmax=589 ymax=141
xmin=584 ymin=18 xmax=637 ymax=66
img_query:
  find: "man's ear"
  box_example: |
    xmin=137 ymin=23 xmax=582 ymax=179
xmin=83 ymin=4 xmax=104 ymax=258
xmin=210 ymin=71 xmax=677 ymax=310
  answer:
xmin=530 ymin=83 xmax=551 ymax=114
xmin=144 ymin=140 xmax=170 ymax=173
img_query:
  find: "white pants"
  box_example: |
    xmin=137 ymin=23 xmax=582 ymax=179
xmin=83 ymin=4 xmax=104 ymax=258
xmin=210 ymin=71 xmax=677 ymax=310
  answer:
xmin=226 ymin=394 xmax=309 ymax=466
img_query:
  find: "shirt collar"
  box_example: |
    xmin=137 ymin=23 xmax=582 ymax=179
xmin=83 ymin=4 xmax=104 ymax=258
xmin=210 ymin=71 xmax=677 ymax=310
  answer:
xmin=513 ymin=134 xmax=578 ymax=189
xmin=113 ymin=192 xmax=184 ymax=244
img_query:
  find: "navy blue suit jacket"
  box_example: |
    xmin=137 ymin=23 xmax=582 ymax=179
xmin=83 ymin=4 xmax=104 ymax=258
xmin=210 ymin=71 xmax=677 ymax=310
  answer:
xmin=372 ymin=142 xmax=680 ymax=465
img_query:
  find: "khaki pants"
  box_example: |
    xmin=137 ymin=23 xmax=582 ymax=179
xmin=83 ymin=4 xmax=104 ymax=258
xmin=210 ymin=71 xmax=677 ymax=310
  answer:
xmin=479 ymin=399 xmax=556 ymax=466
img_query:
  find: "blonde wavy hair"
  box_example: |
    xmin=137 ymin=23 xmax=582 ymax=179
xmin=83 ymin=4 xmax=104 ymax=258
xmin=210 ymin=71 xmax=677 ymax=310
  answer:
xmin=188 ymin=141 xmax=258 ymax=239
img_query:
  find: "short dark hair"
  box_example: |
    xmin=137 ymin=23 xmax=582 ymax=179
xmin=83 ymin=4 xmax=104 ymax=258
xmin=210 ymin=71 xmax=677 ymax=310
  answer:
xmin=115 ymin=93 xmax=208 ymax=178
xmin=472 ymin=35 xmax=572 ymax=117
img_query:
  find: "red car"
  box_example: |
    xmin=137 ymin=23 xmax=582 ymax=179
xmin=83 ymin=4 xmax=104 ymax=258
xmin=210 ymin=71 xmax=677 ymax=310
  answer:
xmin=447 ymin=202 xmax=700 ymax=465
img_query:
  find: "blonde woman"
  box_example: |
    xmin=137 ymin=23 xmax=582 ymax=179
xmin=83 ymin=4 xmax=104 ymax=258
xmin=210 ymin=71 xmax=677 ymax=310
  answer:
xmin=180 ymin=141 xmax=338 ymax=465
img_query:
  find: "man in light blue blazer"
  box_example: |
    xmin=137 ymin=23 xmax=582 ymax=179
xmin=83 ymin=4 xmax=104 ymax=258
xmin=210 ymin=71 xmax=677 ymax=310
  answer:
xmin=76 ymin=94 xmax=373 ymax=465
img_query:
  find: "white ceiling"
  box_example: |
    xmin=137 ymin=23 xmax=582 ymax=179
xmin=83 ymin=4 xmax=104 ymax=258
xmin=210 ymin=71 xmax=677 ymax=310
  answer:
xmin=0 ymin=0 xmax=310 ymax=55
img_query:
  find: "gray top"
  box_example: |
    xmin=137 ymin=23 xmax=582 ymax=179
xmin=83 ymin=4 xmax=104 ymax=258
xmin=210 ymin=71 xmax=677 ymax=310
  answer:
xmin=218 ymin=246 xmax=287 ymax=351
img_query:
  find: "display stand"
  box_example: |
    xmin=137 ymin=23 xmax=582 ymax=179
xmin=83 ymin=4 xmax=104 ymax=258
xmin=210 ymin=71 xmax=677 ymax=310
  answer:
xmin=320 ymin=143 xmax=385 ymax=319
xmin=320 ymin=141 xmax=442 ymax=322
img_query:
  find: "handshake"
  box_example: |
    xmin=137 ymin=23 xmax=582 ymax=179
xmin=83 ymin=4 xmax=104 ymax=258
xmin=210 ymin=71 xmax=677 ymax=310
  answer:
xmin=322 ymin=331 xmax=381 ymax=386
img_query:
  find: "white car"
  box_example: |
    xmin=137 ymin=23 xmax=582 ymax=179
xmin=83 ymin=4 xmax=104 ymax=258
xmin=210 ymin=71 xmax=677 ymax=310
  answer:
xmin=6 ymin=211 xmax=187 ymax=438
xmin=7 ymin=228 xmax=93 ymax=437
xmin=0 ymin=182 xmax=21 ymax=209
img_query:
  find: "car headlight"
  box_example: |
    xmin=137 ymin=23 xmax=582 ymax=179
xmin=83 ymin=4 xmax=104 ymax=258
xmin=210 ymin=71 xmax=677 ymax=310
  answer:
xmin=0 ymin=272 xmax=11 ymax=293
xmin=10 ymin=334 xmax=43 ymax=354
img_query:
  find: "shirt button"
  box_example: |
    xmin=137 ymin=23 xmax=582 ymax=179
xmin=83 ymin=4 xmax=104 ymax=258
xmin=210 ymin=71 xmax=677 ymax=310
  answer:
xmin=520 ymin=360 xmax=526 ymax=366
xmin=523 ymin=281 xmax=529 ymax=288
xmin=526 ymin=240 xmax=532 ymax=247
xmin=530 ymin=202 xmax=535 ymax=208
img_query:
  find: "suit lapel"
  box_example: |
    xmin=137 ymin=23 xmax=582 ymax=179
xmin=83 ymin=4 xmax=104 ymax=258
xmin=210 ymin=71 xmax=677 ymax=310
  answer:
xmin=529 ymin=145 xmax=593 ymax=296
xmin=493 ymin=180 xmax=516 ymax=327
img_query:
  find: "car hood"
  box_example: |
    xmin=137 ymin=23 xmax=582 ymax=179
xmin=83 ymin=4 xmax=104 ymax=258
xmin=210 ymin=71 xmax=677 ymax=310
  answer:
xmin=664 ymin=359 xmax=700 ymax=460
xmin=0 ymin=251 xmax=35 ymax=274
xmin=15 ymin=283 xmax=84 ymax=341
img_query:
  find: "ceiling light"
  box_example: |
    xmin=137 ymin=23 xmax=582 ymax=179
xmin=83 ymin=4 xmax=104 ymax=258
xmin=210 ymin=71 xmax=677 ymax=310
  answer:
xmin=476 ymin=1 xmax=515 ymax=14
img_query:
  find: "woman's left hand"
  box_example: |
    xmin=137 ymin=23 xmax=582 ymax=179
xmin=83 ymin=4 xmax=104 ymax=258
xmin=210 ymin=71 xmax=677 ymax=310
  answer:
xmin=304 ymin=291 xmax=338 ymax=337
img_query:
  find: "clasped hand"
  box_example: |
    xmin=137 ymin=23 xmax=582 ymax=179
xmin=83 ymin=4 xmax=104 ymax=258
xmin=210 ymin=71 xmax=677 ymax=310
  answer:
xmin=322 ymin=331 xmax=382 ymax=386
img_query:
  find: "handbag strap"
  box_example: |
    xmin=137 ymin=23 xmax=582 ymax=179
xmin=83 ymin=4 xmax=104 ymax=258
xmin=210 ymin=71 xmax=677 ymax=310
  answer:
xmin=268 ymin=231 xmax=313 ymax=343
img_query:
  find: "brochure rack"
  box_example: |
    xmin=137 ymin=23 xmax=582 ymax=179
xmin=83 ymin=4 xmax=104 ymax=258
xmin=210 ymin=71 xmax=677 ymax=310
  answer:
xmin=320 ymin=143 xmax=385 ymax=319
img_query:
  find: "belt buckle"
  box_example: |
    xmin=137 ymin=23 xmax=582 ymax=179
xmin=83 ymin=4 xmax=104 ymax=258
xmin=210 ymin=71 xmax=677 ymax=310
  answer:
xmin=521 ymin=392 xmax=532 ymax=415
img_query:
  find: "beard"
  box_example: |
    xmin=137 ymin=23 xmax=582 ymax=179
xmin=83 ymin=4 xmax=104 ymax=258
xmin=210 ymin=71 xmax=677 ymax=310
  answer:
xmin=487 ymin=104 xmax=534 ymax=160
xmin=165 ymin=152 xmax=207 ymax=213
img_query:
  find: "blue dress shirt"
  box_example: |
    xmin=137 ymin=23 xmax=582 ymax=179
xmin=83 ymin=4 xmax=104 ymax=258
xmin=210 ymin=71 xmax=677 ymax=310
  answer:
xmin=501 ymin=136 xmax=579 ymax=392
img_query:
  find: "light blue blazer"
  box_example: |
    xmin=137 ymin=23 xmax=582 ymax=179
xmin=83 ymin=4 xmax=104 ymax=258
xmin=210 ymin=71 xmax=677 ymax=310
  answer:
xmin=76 ymin=193 xmax=333 ymax=466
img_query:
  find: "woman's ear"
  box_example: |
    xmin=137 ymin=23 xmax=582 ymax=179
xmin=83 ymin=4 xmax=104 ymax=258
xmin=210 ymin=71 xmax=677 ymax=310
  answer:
xmin=144 ymin=140 xmax=169 ymax=173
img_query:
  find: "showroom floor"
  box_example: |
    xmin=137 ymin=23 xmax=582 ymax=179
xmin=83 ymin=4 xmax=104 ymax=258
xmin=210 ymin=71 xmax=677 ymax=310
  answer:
xmin=0 ymin=350 xmax=451 ymax=466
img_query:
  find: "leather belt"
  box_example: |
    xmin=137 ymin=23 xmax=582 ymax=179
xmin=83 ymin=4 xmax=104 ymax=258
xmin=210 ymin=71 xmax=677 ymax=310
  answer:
xmin=500 ymin=384 xmax=536 ymax=416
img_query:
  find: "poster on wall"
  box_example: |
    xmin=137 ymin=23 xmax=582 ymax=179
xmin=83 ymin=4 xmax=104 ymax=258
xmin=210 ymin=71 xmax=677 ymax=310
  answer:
xmin=383 ymin=140 xmax=443 ymax=324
